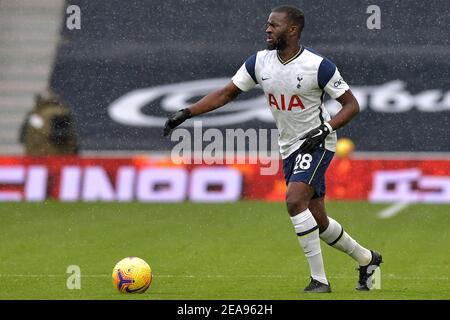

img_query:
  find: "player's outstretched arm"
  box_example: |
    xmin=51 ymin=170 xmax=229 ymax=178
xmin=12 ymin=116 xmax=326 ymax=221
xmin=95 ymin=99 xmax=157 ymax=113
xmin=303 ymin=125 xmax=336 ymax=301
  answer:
xmin=300 ymin=90 xmax=359 ymax=153
xmin=189 ymin=81 xmax=242 ymax=117
xmin=163 ymin=81 xmax=242 ymax=136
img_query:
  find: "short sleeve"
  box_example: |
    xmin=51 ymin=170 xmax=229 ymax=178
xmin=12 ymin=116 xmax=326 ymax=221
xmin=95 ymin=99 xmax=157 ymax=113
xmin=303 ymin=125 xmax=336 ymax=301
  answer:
xmin=318 ymin=58 xmax=350 ymax=99
xmin=232 ymin=54 xmax=257 ymax=92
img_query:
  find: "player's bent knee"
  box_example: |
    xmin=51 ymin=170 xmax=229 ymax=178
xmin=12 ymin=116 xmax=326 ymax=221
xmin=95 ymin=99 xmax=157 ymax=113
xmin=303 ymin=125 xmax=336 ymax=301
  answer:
xmin=286 ymin=193 xmax=308 ymax=216
xmin=286 ymin=182 xmax=313 ymax=216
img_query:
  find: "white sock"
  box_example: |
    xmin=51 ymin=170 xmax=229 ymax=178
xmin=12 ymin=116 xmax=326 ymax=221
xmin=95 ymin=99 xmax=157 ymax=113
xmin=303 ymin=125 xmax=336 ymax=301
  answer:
xmin=320 ymin=216 xmax=372 ymax=266
xmin=291 ymin=209 xmax=328 ymax=285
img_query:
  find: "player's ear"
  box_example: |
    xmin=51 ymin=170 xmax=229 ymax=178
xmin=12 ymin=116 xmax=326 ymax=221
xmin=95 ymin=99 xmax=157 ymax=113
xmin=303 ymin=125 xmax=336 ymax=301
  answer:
xmin=289 ymin=25 xmax=299 ymax=37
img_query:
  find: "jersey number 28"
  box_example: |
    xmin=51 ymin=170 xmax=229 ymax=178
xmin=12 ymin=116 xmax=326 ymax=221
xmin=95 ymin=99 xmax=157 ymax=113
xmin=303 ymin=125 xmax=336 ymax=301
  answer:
xmin=294 ymin=153 xmax=313 ymax=170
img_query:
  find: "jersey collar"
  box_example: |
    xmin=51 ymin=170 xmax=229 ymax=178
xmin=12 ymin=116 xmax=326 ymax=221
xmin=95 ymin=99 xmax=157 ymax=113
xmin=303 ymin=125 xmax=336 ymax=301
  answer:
xmin=277 ymin=46 xmax=304 ymax=65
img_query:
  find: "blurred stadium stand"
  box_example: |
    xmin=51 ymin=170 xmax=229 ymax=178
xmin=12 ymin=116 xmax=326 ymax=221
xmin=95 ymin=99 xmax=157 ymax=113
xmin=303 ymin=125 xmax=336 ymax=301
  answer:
xmin=0 ymin=0 xmax=448 ymax=203
xmin=1 ymin=0 xmax=449 ymax=154
xmin=52 ymin=0 xmax=449 ymax=154
xmin=0 ymin=0 xmax=65 ymax=154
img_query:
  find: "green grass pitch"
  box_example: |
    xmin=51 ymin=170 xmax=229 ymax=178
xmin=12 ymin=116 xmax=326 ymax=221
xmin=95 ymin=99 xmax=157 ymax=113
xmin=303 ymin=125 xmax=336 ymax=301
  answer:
xmin=0 ymin=201 xmax=449 ymax=300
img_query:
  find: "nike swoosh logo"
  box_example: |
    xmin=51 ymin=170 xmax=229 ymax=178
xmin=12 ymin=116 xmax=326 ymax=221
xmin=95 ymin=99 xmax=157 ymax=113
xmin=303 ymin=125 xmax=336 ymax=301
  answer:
xmin=261 ymin=77 xmax=270 ymax=81
xmin=293 ymin=170 xmax=306 ymax=174
xmin=312 ymin=129 xmax=323 ymax=138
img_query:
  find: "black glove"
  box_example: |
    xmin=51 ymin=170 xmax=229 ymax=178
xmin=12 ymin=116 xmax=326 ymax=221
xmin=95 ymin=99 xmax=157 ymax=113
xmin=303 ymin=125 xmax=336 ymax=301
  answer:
xmin=299 ymin=123 xmax=333 ymax=153
xmin=163 ymin=108 xmax=192 ymax=136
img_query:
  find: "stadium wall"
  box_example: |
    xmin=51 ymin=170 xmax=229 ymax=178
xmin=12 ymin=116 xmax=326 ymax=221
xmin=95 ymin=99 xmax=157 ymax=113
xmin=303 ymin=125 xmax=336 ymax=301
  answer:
xmin=51 ymin=0 xmax=450 ymax=153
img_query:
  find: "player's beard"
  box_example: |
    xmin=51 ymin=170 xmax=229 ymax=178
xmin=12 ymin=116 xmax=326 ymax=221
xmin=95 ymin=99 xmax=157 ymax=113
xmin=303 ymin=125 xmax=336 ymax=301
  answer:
xmin=267 ymin=33 xmax=288 ymax=51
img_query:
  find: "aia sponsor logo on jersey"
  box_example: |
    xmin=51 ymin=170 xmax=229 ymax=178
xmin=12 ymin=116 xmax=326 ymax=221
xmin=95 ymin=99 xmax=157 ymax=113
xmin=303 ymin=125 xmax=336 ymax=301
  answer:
xmin=268 ymin=94 xmax=305 ymax=111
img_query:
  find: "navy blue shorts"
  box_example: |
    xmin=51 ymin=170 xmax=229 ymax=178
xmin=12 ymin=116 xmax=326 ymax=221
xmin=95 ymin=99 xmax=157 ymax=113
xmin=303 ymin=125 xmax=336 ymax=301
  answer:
xmin=283 ymin=147 xmax=335 ymax=198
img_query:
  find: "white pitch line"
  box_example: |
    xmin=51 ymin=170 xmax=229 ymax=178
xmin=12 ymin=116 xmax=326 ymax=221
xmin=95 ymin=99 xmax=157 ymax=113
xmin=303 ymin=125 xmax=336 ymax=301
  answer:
xmin=0 ymin=274 xmax=108 ymax=278
xmin=0 ymin=274 xmax=448 ymax=281
xmin=378 ymin=201 xmax=410 ymax=219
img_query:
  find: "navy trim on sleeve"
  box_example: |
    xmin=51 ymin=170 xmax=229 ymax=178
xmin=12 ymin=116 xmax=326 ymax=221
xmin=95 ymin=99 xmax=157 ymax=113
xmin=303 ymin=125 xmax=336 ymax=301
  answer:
xmin=317 ymin=58 xmax=336 ymax=90
xmin=245 ymin=53 xmax=257 ymax=84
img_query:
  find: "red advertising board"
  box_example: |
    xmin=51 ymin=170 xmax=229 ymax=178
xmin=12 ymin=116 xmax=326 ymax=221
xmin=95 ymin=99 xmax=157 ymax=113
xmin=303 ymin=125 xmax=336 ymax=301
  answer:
xmin=0 ymin=156 xmax=449 ymax=203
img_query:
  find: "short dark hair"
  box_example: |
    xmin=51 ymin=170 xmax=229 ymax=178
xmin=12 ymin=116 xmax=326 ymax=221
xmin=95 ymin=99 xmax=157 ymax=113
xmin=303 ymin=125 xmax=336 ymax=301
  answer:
xmin=272 ymin=5 xmax=305 ymax=32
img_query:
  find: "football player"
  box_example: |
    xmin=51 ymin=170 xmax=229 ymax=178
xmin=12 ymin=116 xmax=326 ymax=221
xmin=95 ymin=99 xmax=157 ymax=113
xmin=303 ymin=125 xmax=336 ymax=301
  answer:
xmin=164 ymin=5 xmax=382 ymax=293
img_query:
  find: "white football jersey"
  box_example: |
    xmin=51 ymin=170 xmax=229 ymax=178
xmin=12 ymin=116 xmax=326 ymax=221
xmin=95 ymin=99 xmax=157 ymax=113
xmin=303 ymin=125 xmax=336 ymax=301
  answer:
xmin=232 ymin=46 xmax=349 ymax=159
